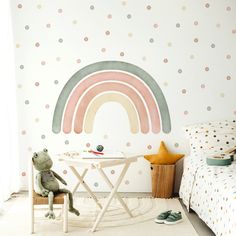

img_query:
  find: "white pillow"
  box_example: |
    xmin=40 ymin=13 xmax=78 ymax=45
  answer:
xmin=190 ymin=133 xmax=236 ymax=154
xmin=183 ymin=120 xmax=236 ymax=155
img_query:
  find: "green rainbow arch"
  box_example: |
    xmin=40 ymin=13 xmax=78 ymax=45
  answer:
xmin=52 ymin=61 xmax=171 ymax=133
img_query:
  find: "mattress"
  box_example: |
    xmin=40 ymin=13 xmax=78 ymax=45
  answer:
xmin=179 ymin=155 xmax=236 ymax=236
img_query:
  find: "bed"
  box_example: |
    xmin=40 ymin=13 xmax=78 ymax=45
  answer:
xmin=179 ymin=120 xmax=236 ymax=236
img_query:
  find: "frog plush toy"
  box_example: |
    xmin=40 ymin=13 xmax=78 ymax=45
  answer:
xmin=32 ymin=148 xmax=80 ymax=219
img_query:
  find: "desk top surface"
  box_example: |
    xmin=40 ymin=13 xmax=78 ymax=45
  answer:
xmin=57 ymin=151 xmax=143 ymax=168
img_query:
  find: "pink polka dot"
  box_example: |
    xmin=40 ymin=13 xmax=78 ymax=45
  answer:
xmin=63 ymin=170 xmax=67 ymax=175
xmin=35 ymin=82 xmax=39 ymax=86
xmin=205 ymin=67 xmax=209 ymax=71
xmin=163 ymin=58 xmax=168 ymax=63
xmin=58 ymin=8 xmax=63 ymax=13
xmin=153 ymin=23 xmax=158 ymax=28
xmin=105 ymin=30 xmax=110 ymax=36
xmin=21 ymin=172 xmax=26 ymax=177
xmin=45 ymin=104 xmax=50 ymax=109
xmin=107 ymin=14 xmax=112 ymax=19
xmin=35 ymin=42 xmax=40 ymax=47
xmin=76 ymin=59 xmax=81 ymax=63
xmin=17 ymin=4 xmax=23 ymax=9
xmin=147 ymin=145 xmax=152 ymax=150
xmin=84 ymin=37 xmax=89 ymax=42
xmin=86 ymin=143 xmax=91 ymax=148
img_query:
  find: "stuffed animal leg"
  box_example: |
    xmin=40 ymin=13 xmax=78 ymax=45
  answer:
xmin=58 ymin=188 xmax=80 ymax=216
xmin=44 ymin=191 xmax=56 ymax=219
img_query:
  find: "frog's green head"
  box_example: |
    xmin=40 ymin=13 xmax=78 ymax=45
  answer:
xmin=32 ymin=148 xmax=53 ymax=171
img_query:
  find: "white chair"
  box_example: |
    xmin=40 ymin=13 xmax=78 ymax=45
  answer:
xmin=29 ymin=160 xmax=69 ymax=233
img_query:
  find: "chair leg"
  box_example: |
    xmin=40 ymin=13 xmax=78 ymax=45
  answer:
xmin=30 ymin=204 xmax=34 ymax=234
xmin=63 ymin=194 xmax=68 ymax=233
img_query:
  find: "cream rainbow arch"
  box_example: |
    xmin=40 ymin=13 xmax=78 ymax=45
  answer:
xmin=52 ymin=61 xmax=171 ymax=134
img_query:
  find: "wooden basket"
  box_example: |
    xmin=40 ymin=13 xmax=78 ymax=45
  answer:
xmin=151 ymin=164 xmax=175 ymax=198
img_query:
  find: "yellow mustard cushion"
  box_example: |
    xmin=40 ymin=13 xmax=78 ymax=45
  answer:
xmin=144 ymin=141 xmax=184 ymax=165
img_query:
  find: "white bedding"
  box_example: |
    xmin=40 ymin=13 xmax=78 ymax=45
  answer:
xmin=180 ymin=155 xmax=236 ymax=236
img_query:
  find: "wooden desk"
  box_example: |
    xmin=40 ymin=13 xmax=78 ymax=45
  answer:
xmin=58 ymin=152 xmax=142 ymax=232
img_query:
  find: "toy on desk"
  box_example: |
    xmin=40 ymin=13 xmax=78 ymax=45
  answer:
xmin=32 ymin=148 xmax=80 ymax=219
xmin=96 ymin=145 xmax=104 ymax=152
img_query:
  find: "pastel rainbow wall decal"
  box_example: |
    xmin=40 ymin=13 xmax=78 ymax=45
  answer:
xmin=52 ymin=61 xmax=171 ymax=134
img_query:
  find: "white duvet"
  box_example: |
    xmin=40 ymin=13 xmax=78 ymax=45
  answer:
xmin=180 ymin=155 xmax=236 ymax=236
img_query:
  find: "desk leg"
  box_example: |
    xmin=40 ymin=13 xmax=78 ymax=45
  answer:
xmin=91 ymin=163 xmax=130 ymax=232
xmin=97 ymin=168 xmax=133 ymax=217
xmin=69 ymin=166 xmax=102 ymax=209
xmin=72 ymin=169 xmax=88 ymax=195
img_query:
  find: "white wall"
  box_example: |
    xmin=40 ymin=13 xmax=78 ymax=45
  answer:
xmin=11 ymin=0 xmax=236 ymax=192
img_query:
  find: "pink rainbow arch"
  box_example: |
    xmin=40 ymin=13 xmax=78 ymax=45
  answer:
xmin=63 ymin=71 xmax=160 ymax=133
xmin=74 ymin=82 xmax=149 ymax=133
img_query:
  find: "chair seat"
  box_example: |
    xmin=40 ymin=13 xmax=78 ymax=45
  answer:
xmin=33 ymin=191 xmax=65 ymax=205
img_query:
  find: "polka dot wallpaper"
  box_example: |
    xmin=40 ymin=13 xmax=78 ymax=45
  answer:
xmin=11 ymin=0 xmax=236 ymax=192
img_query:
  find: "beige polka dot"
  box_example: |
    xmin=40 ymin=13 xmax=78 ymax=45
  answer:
xmin=220 ymin=93 xmax=225 ymax=97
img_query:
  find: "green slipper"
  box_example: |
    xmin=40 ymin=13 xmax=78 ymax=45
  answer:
xmin=154 ymin=210 xmax=172 ymax=224
xmin=164 ymin=211 xmax=183 ymax=225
